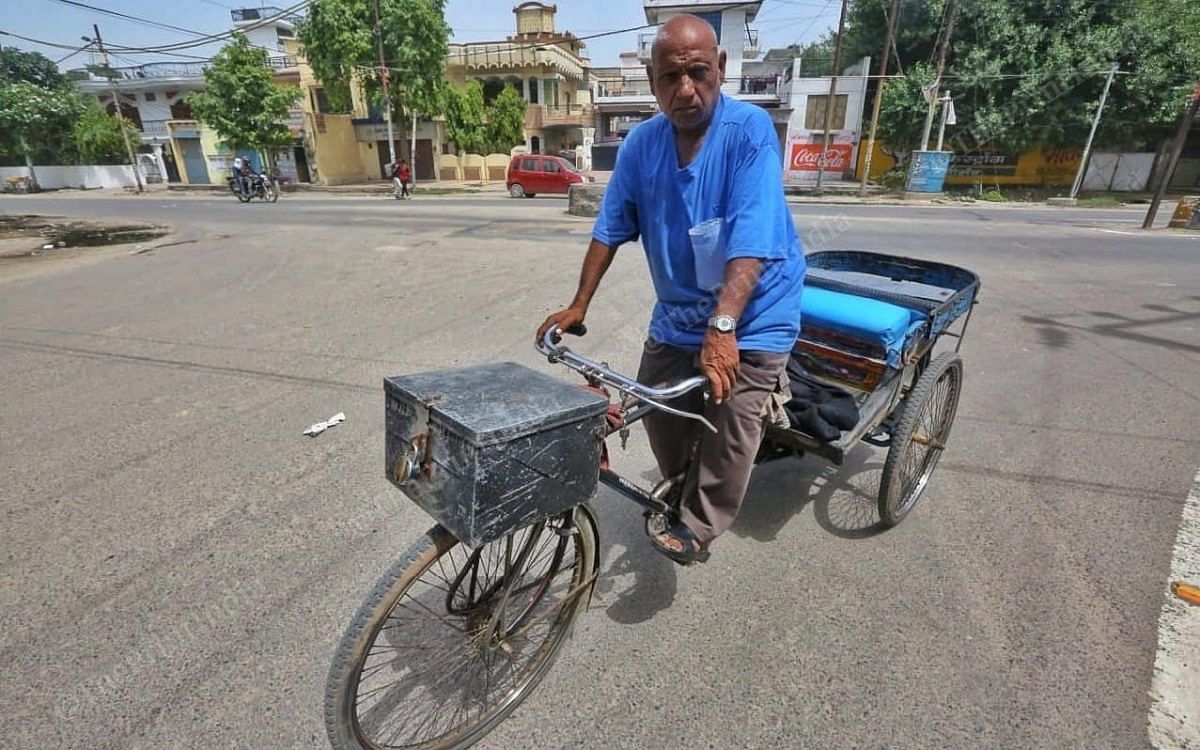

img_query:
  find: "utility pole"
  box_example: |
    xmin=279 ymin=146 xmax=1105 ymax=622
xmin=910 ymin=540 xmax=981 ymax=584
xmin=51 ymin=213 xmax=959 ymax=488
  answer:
xmin=919 ymin=0 xmax=958 ymax=152
xmin=935 ymin=90 xmax=952 ymax=151
xmin=1142 ymin=73 xmax=1200 ymax=229
xmin=858 ymin=0 xmax=901 ymax=197
xmin=1069 ymin=63 xmax=1119 ymax=200
xmin=815 ymin=0 xmax=850 ymax=192
xmin=93 ymin=25 xmax=143 ymax=193
xmin=372 ymin=0 xmax=397 ymax=172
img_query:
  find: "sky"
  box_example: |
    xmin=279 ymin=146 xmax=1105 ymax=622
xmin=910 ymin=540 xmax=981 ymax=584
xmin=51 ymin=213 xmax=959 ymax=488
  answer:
xmin=1 ymin=0 xmax=843 ymax=71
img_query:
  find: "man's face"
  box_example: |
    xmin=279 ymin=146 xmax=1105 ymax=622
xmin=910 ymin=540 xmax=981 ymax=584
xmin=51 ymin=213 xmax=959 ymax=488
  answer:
xmin=649 ymin=39 xmax=726 ymax=133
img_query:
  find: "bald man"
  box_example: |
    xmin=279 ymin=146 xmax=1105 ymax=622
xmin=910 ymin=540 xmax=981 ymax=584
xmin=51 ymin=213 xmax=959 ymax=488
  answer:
xmin=538 ymin=14 xmax=805 ymax=564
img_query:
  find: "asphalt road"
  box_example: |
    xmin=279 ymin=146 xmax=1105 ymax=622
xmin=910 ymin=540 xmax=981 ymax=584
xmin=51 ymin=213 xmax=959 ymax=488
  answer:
xmin=2 ymin=192 xmax=1198 ymax=749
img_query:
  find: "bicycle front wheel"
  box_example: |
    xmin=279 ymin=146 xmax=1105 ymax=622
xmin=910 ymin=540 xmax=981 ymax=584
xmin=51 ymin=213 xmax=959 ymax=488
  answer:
xmin=325 ymin=505 xmax=599 ymax=750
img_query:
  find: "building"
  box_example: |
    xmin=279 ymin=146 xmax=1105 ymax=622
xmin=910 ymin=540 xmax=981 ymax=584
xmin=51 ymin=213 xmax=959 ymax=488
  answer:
xmin=589 ymin=0 xmax=871 ymax=183
xmin=444 ymin=2 xmax=594 ymax=163
xmin=73 ymin=7 xmax=309 ymax=185
xmin=776 ymin=53 xmax=872 ymax=183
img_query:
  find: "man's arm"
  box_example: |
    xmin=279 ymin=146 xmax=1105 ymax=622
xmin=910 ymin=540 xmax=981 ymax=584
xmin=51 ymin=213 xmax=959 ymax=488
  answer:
xmin=701 ymin=257 xmax=764 ymax=404
xmin=535 ymin=238 xmax=618 ymax=345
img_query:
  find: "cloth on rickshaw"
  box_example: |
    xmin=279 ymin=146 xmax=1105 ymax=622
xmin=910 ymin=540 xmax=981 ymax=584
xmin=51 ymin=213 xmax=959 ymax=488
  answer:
xmin=783 ymin=359 xmax=859 ymax=442
xmin=799 ymin=286 xmax=926 ymax=368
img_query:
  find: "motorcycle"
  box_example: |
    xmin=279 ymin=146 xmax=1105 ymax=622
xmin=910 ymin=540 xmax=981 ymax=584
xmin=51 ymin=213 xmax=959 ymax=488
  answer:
xmin=228 ymin=170 xmax=278 ymax=203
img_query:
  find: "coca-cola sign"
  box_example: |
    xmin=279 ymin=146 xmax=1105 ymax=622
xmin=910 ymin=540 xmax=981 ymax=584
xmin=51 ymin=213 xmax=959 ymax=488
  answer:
xmin=790 ymin=143 xmax=853 ymax=172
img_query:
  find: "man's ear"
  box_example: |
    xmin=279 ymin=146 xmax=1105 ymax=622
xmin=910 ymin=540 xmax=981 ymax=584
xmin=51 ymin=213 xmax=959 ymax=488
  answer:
xmin=645 ymin=64 xmax=655 ymax=95
xmin=718 ymin=50 xmax=727 ymax=84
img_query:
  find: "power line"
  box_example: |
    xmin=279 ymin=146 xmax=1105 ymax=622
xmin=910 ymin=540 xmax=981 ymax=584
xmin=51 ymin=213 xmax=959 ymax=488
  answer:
xmin=43 ymin=0 xmax=221 ymax=40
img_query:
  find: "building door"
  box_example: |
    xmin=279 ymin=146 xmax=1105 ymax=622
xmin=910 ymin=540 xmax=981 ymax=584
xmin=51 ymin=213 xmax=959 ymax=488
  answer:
xmin=162 ymin=147 xmax=181 ymax=183
xmin=416 ymin=139 xmax=435 ymax=180
xmin=530 ymin=136 xmax=541 ymax=154
xmin=294 ymin=146 xmax=311 ymax=183
xmin=178 ymin=138 xmax=210 ymax=184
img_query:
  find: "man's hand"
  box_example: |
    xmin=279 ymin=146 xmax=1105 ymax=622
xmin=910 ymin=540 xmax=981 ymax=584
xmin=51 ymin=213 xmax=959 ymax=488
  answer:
xmin=701 ymin=328 xmax=739 ymax=404
xmin=536 ymin=306 xmax=586 ymax=347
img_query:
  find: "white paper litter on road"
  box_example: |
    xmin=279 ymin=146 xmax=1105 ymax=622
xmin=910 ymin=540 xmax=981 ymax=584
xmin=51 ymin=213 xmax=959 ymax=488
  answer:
xmin=303 ymin=412 xmax=345 ymax=437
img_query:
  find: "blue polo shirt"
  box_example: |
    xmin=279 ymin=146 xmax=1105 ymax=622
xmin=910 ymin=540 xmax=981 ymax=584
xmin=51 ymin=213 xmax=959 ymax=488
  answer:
xmin=592 ymin=94 xmax=805 ymax=353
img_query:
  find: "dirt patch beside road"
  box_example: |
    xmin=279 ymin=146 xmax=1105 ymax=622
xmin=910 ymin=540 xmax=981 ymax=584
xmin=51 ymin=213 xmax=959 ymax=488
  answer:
xmin=0 ymin=215 xmax=170 ymax=282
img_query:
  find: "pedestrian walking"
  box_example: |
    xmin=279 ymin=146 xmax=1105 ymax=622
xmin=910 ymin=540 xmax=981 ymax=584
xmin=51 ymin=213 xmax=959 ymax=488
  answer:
xmin=392 ymin=159 xmax=412 ymax=200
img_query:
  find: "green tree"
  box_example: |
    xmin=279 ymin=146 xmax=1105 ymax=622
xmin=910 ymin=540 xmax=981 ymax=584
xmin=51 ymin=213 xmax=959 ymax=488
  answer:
xmin=1 ymin=46 xmax=69 ymax=89
xmin=187 ymin=33 xmax=300 ymax=169
xmin=297 ymin=0 xmax=451 ymax=130
xmin=441 ymin=80 xmax=486 ymax=153
xmin=483 ymin=84 xmax=526 ymax=154
xmin=73 ymin=103 xmax=141 ymax=164
xmin=0 ymin=47 xmax=82 ymax=169
xmin=0 ymin=82 xmax=84 ymax=180
xmin=845 ymin=0 xmax=1200 ymax=153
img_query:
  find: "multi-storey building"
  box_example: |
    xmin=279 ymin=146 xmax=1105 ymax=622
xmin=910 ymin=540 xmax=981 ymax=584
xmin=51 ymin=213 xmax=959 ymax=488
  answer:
xmin=444 ymin=2 xmax=594 ymax=162
xmin=73 ymin=7 xmax=308 ymax=185
xmin=590 ymin=0 xmax=871 ymax=183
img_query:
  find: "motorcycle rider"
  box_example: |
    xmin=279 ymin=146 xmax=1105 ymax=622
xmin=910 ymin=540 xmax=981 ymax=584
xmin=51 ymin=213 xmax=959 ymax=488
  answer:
xmin=232 ymin=155 xmax=248 ymax=196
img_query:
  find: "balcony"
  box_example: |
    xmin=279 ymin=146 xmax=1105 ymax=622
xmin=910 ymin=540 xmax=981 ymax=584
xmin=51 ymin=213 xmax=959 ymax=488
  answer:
xmin=744 ymin=29 xmax=760 ymax=57
xmin=140 ymin=119 xmax=171 ymax=138
xmin=638 ymin=33 xmax=655 ymax=62
xmin=595 ymin=76 xmax=654 ymax=98
xmin=737 ymin=75 xmax=778 ymax=97
xmin=525 ymin=103 xmax=594 ymax=130
xmin=447 ymin=43 xmax=583 ymax=80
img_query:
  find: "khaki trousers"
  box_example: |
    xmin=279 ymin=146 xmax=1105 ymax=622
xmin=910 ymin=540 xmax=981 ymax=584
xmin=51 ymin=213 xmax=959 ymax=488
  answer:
xmin=636 ymin=340 xmax=789 ymax=544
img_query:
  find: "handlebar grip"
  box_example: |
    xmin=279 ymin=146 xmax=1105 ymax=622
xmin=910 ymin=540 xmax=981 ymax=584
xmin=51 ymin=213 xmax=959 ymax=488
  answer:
xmin=563 ymin=323 xmax=587 ymax=337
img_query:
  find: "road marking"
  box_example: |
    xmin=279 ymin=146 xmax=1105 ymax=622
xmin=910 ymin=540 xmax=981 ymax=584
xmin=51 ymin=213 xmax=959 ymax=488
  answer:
xmin=1148 ymin=466 xmax=1200 ymax=749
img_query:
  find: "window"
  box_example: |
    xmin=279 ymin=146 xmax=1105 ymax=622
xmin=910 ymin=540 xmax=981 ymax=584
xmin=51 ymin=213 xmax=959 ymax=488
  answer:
xmin=804 ymin=94 xmax=849 ymax=130
xmin=143 ymin=92 xmax=157 ymax=102
xmin=541 ymin=160 xmax=561 ymax=173
xmin=521 ymin=158 xmax=537 ymax=171
xmin=169 ymin=100 xmax=194 ymax=120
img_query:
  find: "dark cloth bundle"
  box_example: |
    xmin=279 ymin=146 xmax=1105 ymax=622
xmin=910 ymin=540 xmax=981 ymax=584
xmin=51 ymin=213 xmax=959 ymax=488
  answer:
xmin=784 ymin=358 xmax=860 ymax=442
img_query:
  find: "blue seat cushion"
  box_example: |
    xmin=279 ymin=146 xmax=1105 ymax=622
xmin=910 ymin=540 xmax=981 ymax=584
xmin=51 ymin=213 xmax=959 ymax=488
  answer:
xmin=800 ymin=286 xmax=925 ymax=366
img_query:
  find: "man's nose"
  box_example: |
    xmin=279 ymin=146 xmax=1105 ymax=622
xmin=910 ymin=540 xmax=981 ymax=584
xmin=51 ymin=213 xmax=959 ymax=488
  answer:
xmin=678 ymin=75 xmax=696 ymax=98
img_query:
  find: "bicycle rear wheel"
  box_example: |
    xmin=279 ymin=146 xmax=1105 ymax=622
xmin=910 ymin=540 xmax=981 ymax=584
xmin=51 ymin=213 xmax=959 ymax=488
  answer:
xmin=325 ymin=505 xmax=599 ymax=750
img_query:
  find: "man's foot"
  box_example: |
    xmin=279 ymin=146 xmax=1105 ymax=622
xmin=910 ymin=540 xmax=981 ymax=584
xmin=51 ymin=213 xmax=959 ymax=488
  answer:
xmin=650 ymin=522 xmax=710 ymax=566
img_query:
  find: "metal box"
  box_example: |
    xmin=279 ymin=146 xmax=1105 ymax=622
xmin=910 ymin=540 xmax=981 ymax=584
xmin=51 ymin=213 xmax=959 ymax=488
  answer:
xmin=384 ymin=362 xmax=608 ymax=547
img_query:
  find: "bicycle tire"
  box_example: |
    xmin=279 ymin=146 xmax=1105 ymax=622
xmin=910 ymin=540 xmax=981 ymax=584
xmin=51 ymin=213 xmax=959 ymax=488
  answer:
xmin=877 ymin=352 xmax=963 ymax=526
xmin=324 ymin=505 xmax=599 ymax=750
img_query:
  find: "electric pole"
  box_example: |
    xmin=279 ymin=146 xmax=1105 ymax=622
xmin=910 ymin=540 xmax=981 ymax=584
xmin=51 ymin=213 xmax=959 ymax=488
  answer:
xmin=815 ymin=0 xmax=850 ymax=192
xmin=858 ymin=0 xmax=901 ymax=197
xmin=92 ymin=25 xmax=143 ymax=193
xmin=1142 ymin=74 xmax=1200 ymax=229
xmin=373 ymin=0 xmax=397 ymax=172
xmin=1069 ymin=63 xmax=1119 ymax=200
xmin=919 ymin=0 xmax=958 ymax=152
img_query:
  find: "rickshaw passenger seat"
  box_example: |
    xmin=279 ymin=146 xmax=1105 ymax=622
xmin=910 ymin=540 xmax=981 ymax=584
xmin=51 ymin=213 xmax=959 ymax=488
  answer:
xmin=800 ymin=286 xmax=926 ymax=367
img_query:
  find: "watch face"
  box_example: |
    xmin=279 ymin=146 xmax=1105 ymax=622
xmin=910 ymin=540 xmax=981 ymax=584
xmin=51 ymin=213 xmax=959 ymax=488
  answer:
xmin=713 ymin=315 xmax=736 ymax=332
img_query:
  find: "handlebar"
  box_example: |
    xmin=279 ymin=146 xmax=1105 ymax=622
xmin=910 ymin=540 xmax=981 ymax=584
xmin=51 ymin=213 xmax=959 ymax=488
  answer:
xmin=537 ymin=327 xmax=716 ymax=433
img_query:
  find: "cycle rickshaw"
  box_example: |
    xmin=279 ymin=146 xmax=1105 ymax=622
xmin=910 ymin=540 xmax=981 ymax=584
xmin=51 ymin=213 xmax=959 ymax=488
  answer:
xmin=324 ymin=250 xmax=981 ymax=749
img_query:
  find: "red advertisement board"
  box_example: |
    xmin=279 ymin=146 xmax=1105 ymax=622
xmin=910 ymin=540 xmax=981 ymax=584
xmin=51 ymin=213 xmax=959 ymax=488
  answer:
xmin=790 ymin=143 xmax=854 ymax=173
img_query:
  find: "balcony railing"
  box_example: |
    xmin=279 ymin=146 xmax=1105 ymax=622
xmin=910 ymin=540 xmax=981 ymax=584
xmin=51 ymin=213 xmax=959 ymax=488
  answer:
xmin=140 ymin=119 xmax=170 ymax=136
xmin=595 ymin=76 xmax=654 ymax=98
xmin=737 ymin=75 xmax=778 ymax=96
xmin=638 ymin=33 xmax=655 ymax=61
xmin=744 ymin=29 xmax=760 ymax=56
xmin=99 ymin=56 xmax=295 ymax=81
xmin=447 ymin=43 xmax=583 ymax=80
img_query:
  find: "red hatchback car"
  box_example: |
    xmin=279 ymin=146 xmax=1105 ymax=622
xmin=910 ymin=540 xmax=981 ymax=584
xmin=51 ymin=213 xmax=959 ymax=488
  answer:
xmin=506 ymin=154 xmax=594 ymax=198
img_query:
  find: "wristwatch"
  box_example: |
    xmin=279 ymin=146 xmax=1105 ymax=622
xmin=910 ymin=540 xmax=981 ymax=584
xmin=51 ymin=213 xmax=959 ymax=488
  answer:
xmin=708 ymin=314 xmax=737 ymax=333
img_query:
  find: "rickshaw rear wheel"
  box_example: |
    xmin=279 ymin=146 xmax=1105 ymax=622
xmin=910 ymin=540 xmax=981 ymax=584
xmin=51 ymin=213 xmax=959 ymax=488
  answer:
xmin=878 ymin=352 xmax=963 ymax=526
xmin=325 ymin=504 xmax=599 ymax=750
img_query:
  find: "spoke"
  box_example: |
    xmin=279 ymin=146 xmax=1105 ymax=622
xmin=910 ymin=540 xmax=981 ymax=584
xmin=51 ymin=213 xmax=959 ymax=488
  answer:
xmin=393 ymin=596 xmax=467 ymax=634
